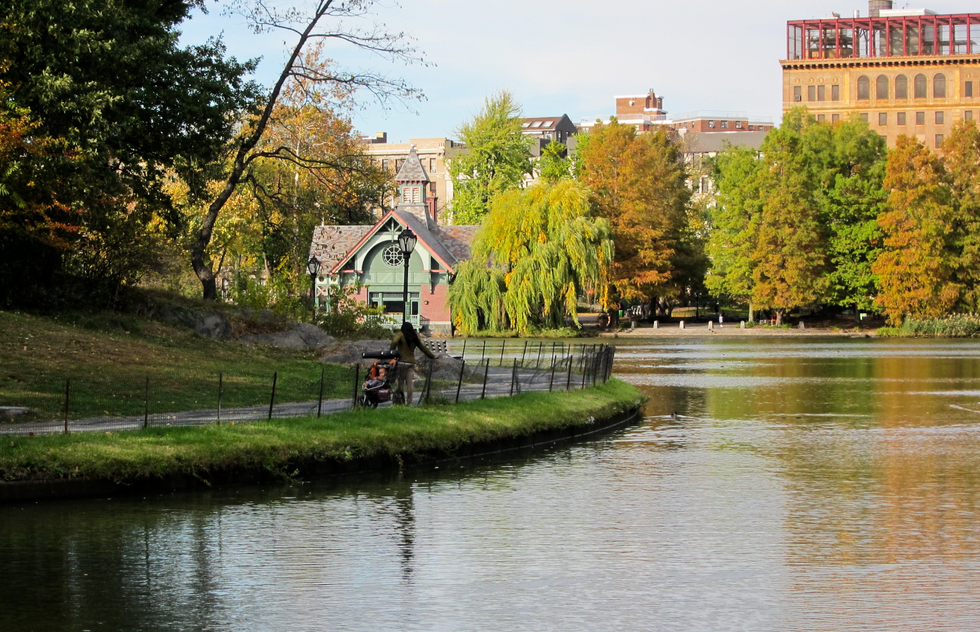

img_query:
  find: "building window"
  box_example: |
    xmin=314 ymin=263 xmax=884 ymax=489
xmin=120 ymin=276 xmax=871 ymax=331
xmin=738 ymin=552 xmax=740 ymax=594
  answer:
xmin=808 ymin=85 xmax=816 ymax=101
xmin=936 ymin=134 xmax=944 ymax=148
xmin=429 ymin=158 xmax=437 ymax=173
xmin=914 ymin=74 xmax=927 ymax=98
xmin=735 ymin=120 xmax=743 ymax=129
xmin=818 ymin=114 xmax=826 ymax=122
xmin=898 ymin=112 xmax=907 ymax=125
xmin=817 ymin=85 xmax=826 ymax=101
xmin=857 ymin=76 xmax=870 ymax=100
xmin=832 ymin=113 xmax=840 ymax=123
xmin=382 ymin=244 xmax=404 ymax=267
xmin=879 ymin=112 xmax=888 ymax=126
xmin=935 ymin=74 xmax=947 ymax=98
xmin=916 ymin=111 xmax=926 ymax=125
xmin=967 ymin=111 xmax=974 ymax=121
xmin=721 ymin=120 xmax=729 ymax=129
xmin=967 ymin=81 xmax=975 ymax=98
xmin=876 ymin=75 xmax=889 ymax=100
xmin=860 ymin=113 xmax=869 ymax=122
xmin=896 ymin=75 xmax=908 ymax=99
xmin=936 ymin=111 xmax=945 ymax=125
xmin=832 ymin=84 xmax=840 ymax=101
xmin=794 ymin=86 xmax=802 ymax=102
xmin=708 ymin=120 xmax=715 ymax=128
xmin=382 ymin=159 xmax=390 ymax=171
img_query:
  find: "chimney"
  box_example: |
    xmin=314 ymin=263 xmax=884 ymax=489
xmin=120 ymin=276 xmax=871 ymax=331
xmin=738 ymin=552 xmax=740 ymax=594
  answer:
xmin=869 ymin=1 xmax=893 ymax=17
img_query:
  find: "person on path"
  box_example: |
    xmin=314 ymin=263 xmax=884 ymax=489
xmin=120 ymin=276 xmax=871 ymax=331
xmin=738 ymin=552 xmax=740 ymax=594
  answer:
xmin=390 ymin=321 xmax=436 ymax=405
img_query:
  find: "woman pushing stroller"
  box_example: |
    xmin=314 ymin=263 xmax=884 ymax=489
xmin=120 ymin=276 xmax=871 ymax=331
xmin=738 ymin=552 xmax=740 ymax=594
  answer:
xmin=390 ymin=321 xmax=435 ymax=405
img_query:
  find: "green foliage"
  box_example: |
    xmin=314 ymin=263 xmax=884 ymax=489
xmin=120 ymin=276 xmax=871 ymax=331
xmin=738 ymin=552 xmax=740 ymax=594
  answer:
xmin=0 ymin=0 xmax=260 ymax=305
xmin=708 ymin=110 xmax=887 ymax=321
xmin=448 ymin=180 xmax=613 ymax=336
xmin=448 ymin=91 xmax=533 ymax=224
xmin=886 ymin=314 xmax=980 ymax=337
xmin=317 ymin=282 xmax=393 ymax=339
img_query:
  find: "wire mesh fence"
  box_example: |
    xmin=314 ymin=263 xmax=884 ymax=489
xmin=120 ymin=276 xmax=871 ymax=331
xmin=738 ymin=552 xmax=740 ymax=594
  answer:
xmin=0 ymin=341 xmax=615 ymax=437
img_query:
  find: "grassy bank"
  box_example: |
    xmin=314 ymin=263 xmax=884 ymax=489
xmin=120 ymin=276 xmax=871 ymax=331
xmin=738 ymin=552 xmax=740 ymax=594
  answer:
xmin=878 ymin=314 xmax=980 ymax=338
xmin=0 ymin=379 xmax=644 ymax=486
xmin=0 ymin=310 xmax=354 ymax=421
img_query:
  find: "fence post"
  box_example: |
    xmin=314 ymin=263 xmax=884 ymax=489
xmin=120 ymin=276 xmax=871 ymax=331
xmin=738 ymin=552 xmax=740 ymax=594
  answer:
xmin=352 ymin=364 xmax=360 ymax=410
xmin=566 ymin=354 xmax=573 ymax=391
xmin=509 ymin=358 xmax=517 ymax=396
xmin=536 ymin=341 xmax=543 ymax=368
xmin=499 ymin=340 xmax=506 ymax=367
xmin=423 ymin=361 xmax=434 ymax=404
xmin=520 ymin=340 xmax=528 ymax=366
xmin=480 ymin=340 xmax=486 ymax=363
xmin=455 ymin=360 xmax=466 ymax=403
xmin=217 ymin=372 xmax=223 ymax=425
xmin=143 ymin=375 xmax=149 ymax=429
xmin=63 ymin=377 xmax=70 ymax=435
xmin=481 ymin=359 xmax=490 ymax=399
xmin=268 ymin=371 xmax=278 ymax=420
xmin=581 ymin=350 xmax=589 ymax=389
xmin=549 ymin=357 xmax=557 ymax=392
xmin=317 ymin=364 xmax=325 ymax=418
xmin=460 ymin=339 xmax=467 ymax=362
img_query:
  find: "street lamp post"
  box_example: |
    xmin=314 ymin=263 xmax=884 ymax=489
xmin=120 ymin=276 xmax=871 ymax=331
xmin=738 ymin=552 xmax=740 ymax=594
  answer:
xmin=306 ymin=256 xmax=321 ymax=321
xmin=397 ymin=228 xmax=417 ymax=324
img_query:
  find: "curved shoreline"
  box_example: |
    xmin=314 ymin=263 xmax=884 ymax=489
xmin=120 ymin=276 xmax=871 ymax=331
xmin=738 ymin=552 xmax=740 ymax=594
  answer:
xmin=0 ymin=381 xmax=645 ymax=503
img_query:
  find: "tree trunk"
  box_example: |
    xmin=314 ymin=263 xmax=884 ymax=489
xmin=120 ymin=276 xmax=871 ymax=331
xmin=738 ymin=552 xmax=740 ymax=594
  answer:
xmin=748 ymin=303 xmax=755 ymax=323
xmin=775 ymin=309 xmax=784 ymax=326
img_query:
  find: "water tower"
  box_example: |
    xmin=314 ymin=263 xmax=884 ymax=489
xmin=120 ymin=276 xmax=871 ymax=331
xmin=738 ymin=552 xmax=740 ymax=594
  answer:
xmin=868 ymin=1 xmax=893 ymax=17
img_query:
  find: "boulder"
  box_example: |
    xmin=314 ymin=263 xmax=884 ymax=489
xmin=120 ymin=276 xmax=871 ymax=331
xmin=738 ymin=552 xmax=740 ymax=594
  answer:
xmin=240 ymin=323 xmax=336 ymax=351
xmin=157 ymin=305 xmax=233 ymax=340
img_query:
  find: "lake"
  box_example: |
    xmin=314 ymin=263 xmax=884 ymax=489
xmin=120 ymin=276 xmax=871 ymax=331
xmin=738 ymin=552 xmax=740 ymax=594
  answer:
xmin=3 ymin=337 xmax=980 ymax=631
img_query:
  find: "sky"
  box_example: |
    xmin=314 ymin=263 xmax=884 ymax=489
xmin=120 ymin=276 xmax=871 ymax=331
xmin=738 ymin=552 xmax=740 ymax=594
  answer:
xmin=179 ymin=0 xmax=980 ymax=144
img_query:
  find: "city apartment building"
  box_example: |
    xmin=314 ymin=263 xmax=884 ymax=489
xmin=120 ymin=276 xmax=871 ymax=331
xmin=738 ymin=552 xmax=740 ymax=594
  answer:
xmin=782 ymin=1 xmax=980 ymax=147
xmin=360 ymin=134 xmax=464 ymax=222
xmin=580 ymin=90 xmax=773 ymax=136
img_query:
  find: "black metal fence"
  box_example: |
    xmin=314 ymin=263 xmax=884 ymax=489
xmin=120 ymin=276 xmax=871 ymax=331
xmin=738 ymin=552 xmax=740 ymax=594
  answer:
xmin=0 ymin=342 xmax=615 ymax=437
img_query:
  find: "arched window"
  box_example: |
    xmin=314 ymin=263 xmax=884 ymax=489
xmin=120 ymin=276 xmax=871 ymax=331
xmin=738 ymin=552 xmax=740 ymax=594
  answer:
xmin=857 ymin=76 xmax=870 ymax=100
xmin=914 ymin=74 xmax=927 ymax=98
xmin=876 ymin=75 xmax=889 ymax=100
xmin=934 ymin=74 xmax=947 ymax=98
xmin=896 ymin=75 xmax=909 ymax=99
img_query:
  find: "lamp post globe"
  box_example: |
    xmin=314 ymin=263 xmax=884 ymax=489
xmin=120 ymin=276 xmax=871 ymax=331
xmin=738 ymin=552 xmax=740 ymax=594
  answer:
xmin=397 ymin=228 xmax=417 ymax=324
xmin=306 ymin=256 xmax=321 ymax=321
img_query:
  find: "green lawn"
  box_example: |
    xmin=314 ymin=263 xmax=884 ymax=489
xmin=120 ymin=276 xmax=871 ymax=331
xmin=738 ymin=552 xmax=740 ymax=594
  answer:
xmin=0 ymin=310 xmax=355 ymax=422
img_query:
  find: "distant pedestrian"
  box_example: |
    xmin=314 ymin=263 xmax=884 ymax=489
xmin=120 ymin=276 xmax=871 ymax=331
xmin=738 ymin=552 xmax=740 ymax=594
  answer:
xmin=719 ymin=312 xmax=724 ymax=328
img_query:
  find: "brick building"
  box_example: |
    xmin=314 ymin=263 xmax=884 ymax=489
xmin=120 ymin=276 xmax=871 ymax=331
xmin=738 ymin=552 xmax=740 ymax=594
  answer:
xmin=782 ymin=1 xmax=980 ymax=147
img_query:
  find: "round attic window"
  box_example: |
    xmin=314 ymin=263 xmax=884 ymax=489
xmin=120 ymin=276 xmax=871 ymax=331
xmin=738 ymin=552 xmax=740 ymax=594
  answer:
xmin=382 ymin=243 xmax=404 ymax=267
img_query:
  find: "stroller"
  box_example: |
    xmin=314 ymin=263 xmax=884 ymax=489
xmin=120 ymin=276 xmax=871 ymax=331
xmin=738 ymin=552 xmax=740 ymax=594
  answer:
xmin=359 ymin=351 xmax=405 ymax=407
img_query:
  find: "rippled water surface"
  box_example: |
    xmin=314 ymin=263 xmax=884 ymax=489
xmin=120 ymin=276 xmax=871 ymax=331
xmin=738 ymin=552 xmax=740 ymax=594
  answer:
xmin=4 ymin=337 xmax=980 ymax=631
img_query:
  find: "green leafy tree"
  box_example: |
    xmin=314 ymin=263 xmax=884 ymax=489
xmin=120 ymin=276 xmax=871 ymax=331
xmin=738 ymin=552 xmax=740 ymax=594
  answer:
xmin=1 ymin=0 xmax=259 ymax=304
xmin=448 ymin=91 xmax=533 ymax=224
xmin=448 ymin=180 xmax=613 ymax=335
xmin=873 ymin=135 xmax=959 ymax=324
xmin=577 ymin=122 xmax=691 ymax=308
xmin=705 ymin=146 xmax=763 ymax=319
xmin=190 ymin=0 xmax=423 ymax=301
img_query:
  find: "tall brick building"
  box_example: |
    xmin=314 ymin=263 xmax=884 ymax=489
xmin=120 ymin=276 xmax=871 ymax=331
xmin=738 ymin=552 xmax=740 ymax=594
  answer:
xmin=782 ymin=1 xmax=980 ymax=147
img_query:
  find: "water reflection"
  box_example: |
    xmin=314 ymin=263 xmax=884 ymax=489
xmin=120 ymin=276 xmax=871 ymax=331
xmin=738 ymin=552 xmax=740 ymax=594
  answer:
xmin=3 ymin=337 xmax=980 ymax=630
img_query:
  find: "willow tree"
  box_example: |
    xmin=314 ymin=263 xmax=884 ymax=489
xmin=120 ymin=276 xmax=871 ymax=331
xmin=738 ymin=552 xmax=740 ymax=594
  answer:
xmin=447 ymin=180 xmax=613 ymax=335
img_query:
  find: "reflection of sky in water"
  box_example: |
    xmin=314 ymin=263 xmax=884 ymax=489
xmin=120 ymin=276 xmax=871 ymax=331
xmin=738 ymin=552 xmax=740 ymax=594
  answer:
xmin=612 ymin=338 xmax=980 ymax=361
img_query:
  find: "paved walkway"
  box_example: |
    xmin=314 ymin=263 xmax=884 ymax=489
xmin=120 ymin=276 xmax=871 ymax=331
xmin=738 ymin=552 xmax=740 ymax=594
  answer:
xmin=0 ymin=364 xmax=600 ymax=437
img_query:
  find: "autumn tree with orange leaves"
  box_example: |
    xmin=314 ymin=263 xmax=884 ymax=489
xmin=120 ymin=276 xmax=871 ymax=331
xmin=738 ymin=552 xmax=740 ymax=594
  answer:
xmin=872 ymin=135 xmax=959 ymax=324
xmin=576 ymin=121 xmax=693 ymax=310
